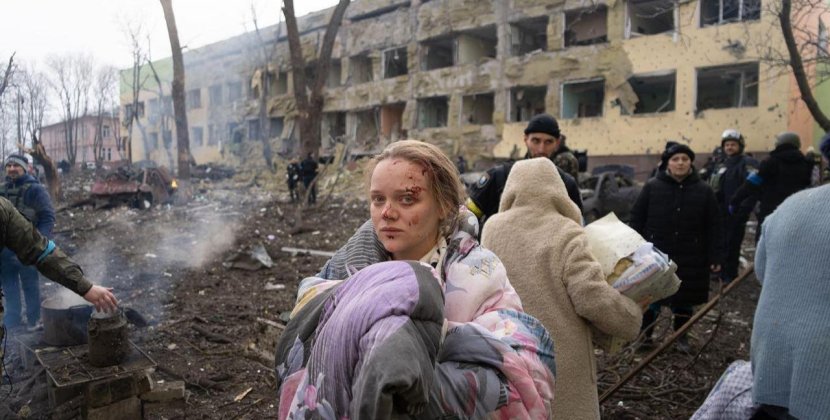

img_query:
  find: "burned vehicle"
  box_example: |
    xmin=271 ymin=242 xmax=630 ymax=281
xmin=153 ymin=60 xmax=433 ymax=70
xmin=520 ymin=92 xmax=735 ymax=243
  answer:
xmin=90 ymin=163 xmax=177 ymax=208
xmin=580 ymin=165 xmax=642 ymax=223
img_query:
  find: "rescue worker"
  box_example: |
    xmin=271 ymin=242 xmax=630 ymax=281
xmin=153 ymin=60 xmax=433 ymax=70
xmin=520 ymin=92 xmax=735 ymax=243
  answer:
xmin=730 ymin=131 xmax=812 ymax=240
xmin=300 ymin=153 xmax=318 ymax=204
xmin=0 ymin=196 xmax=117 ymax=371
xmin=551 ymin=133 xmax=580 ymax=181
xmin=467 ymin=114 xmax=583 ymax=226
xmin=286 ymin=158 xmax=300 ymax=203
xmin=0 ymin=153 xmax=55 ymax=330
xmin=709 ymin=130 xmax=758 ymax=283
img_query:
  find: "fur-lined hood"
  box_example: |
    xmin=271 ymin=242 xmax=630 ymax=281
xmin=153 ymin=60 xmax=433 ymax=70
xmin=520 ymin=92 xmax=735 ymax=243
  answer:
xmin=499 ymin=157 xmax=582 ymax=224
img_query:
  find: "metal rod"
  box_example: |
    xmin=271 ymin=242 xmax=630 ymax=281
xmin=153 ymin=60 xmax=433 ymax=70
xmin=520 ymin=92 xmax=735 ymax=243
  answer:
xmin=599 ymin=264 xmax=755 ymax=403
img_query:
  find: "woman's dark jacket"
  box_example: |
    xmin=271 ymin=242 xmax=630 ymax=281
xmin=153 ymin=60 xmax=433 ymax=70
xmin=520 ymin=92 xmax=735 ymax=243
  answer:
xmin=630 ymin=170 xmax=723 ymax=306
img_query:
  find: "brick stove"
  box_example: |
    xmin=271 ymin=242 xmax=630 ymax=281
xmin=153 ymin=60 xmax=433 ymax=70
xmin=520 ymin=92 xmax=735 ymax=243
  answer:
xmin=35 ymin=341 xmax=156 ymax=419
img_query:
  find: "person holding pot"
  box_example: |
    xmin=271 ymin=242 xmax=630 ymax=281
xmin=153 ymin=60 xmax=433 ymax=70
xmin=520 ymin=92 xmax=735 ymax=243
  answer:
xmin=630 ymin=144 xmax=723 ymax=352
xmin=0 ymin=196 xmax=117 ymax=347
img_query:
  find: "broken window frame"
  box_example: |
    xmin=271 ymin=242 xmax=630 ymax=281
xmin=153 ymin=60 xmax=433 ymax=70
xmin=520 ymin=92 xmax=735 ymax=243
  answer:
xmin=625 ymin=71 xmax=677 ymax=115
xmin=382 ymin=46 xmax=408 ymax=79
xmin=560 ymin=78 xmax=606 ymax=119
xmin=227 ymin=81 xmax=243 ymax=103
xmin=269 ymin=71 xmax=289 ymax=95
xmin=191 ymin=126 xmax=204 ymax=147
xmin=461 ymin=92 xmax=495 ymax=125
xmin=420 ymin=36 xmax=456 ymax=71
xmin=187 ymin=88 xmax=202 ymax=110
xmin=270 ymin=117 xmax=285 ymax=139
xmin=509 ymin=16 xmax=548 ymax=56
xmin=417 ymin=96 xmax=449 ymax=129
xmin=625 ymin=0 xmax=677 ymax=39
xmin=700 ymin=0 xmax=761 ymax=27
xmin=349 ymin=53 xmax=374 ymax=84
xmin=456 ymin=25 xmax=498 ymax=65
xmin=327 ymin=60 xmax=343 ymax=88
xmin=509 ymin=86 xmax=548 ymax=122
xmin=695 ymin=62 xmax=759 ymax=111
xmin=209 ymin=84 xmax=223 ymax=106
xmin=352 ymin=108 xmax=380 ymax=148
xmin=564 ymin=5 xmax=609 ymax=48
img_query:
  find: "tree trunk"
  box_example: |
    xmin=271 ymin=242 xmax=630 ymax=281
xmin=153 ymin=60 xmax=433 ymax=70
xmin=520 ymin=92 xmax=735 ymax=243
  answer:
xmin=0 ymin=53 xmax=14 ymax=99
xmin=258 ymin=70 xmax=274 ymax=170
xmin=30 ymin=134 xmax=61 ymax=200
xmin=160 ymin=0 xmax=191 ymax=181
xmin=780 ymin=0 xmax=830 ymax=132
xmin=283 ymin=0 xmax=351 ymax=159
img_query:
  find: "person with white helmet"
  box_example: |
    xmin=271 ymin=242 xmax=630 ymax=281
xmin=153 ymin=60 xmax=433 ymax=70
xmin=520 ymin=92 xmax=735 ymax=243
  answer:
xmin=710 ymin=129 xmax=758 ymax=283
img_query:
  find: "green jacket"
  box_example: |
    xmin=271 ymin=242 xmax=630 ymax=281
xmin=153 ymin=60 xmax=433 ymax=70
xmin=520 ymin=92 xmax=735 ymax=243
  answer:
xmin=0 ymin=197 xmax=92 ymax=296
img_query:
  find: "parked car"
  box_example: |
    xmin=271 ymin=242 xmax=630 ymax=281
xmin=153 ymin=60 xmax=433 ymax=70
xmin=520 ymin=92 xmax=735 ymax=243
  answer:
xmin=580 ymin=165 xmax=642 ymax=223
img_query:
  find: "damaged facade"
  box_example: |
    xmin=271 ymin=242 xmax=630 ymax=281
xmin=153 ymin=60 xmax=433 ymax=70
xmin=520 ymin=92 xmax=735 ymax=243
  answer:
xmin=120 ymin=0 xmax=827 ymax=171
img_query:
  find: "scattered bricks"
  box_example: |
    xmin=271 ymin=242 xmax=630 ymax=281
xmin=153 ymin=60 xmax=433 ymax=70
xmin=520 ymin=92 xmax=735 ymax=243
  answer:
xmin=85 ymin=396 xmax=142 ymax=420
xmin=135 ymin=372 xmax=154 ymax=395
xmin=140 ymin=380 xmax=185 ymax=403
xmin=85 ymin=375 xmax=138 ymax=408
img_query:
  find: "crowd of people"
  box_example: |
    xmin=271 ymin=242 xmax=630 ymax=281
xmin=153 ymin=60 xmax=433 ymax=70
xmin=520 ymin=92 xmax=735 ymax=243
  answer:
xmin=2 ymin=110 xmax=826 ymax=418
xmin=275 ymin=113 xmax=829 ymax=419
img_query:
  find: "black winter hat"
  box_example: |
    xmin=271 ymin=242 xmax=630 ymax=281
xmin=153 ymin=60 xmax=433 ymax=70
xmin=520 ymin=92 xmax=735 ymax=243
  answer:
xmin=664 ymin=144 xmax=695 ymax=162
xmin=524 ymin=114 xmax=560 ymax=138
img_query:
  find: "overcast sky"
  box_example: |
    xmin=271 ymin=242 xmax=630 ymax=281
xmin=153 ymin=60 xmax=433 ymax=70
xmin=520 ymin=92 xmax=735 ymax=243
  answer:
xmin=1 ymin=0 xmax=340 ymax=69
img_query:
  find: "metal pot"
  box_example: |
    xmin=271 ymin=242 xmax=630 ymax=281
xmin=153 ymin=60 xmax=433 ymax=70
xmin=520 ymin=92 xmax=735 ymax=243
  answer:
xmin=88 ymin=308 xmax=130 ymax=367
xmin=41 ymin=297 xmax=93 ymax=346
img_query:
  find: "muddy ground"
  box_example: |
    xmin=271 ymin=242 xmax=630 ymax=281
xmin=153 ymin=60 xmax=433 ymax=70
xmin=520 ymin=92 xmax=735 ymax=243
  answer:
xmin=0 ymin=170 xmax=758 ymax=419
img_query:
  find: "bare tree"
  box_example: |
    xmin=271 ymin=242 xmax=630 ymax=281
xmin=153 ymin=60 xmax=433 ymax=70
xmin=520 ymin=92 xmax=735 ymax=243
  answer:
xmin=92 ymin=66 xmax=118 ymax=167
xmin=121 ymin=21 xmax=152 ymax=162
xmin=160 ymin=0 xmax=191 ymax=182
xmin=283 ymin=0 xmax=351 ymax=159
xmin=0 ymin=53 xmax=15 ymax=99
xmin=17 ymin=64 xmax=61 ymax=198
xmin=47 ymin=53 xmax=94 ymax=167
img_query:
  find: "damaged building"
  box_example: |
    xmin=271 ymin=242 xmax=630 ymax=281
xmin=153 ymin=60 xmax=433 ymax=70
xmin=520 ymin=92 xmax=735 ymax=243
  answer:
xmin=120 ymin=0 xmax=828 ymax=172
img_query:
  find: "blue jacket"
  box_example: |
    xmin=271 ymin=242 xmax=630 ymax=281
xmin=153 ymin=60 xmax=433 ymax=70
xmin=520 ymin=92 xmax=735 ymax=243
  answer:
xmin=752 ymin=185 xmax=830 ymax=419
xmin=0 ymin=174 xmax=55 ymax=237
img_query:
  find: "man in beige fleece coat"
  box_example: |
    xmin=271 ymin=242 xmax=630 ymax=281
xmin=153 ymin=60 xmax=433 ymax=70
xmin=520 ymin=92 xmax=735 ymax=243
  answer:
xmin=482 ymin=158 xmax=642 ymax=420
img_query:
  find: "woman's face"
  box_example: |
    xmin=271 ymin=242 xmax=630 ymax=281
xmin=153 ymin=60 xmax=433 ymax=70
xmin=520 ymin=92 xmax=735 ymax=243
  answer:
xmin=370 ymin=158 xmax=443 ymax=261
xmin=667 ymin=153 xmax=691 ymax=176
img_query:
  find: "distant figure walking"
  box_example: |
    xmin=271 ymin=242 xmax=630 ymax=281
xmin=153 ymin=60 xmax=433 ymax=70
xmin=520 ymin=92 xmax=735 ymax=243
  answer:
xmin=300 ymin=153 xmax=318 ymax=204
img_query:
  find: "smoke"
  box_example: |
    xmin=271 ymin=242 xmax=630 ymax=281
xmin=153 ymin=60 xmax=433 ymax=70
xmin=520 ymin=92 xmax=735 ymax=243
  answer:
xmin=52 ymin=206 xmax=240 ymax=319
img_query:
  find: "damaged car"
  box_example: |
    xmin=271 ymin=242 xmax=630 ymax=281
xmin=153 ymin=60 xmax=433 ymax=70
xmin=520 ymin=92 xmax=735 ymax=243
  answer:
xmin=89 ymin=162 xmax=177 ymax=209
xmin=580 ymin=165 xmax=642 ymax=223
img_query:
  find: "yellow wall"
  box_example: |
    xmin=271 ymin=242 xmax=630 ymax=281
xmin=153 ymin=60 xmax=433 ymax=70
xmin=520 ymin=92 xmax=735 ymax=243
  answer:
xmin=496 ymin=3 xmax=798 ymax=157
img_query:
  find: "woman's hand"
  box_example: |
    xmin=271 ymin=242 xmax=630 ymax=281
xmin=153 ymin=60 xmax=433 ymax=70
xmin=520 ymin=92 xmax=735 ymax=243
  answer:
xmin=84 ymin=285 xmax=118 ymax=313
xmin=710 ymin=264 xmax=721 ymax=273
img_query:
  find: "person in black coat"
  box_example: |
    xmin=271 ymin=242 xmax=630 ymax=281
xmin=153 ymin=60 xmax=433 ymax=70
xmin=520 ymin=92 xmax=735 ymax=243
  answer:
xmin=730 ymin=132 xmax=812 ymax=241
xmin=630 ymin=144 xmax=723 ymax=351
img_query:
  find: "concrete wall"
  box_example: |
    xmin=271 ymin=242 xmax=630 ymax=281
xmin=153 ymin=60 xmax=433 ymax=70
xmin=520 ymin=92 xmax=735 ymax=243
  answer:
xmin=120 ymin=0 xmax=818 ymax=170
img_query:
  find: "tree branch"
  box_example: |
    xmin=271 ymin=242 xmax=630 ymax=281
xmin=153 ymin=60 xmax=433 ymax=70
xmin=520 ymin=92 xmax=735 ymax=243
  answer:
xmin=780 ymin=0 xmax=830 ymax=131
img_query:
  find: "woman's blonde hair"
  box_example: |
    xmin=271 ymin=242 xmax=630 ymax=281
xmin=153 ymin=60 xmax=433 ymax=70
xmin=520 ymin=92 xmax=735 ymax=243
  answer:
xmin=366 ymin=140 xmax=467 ymax=232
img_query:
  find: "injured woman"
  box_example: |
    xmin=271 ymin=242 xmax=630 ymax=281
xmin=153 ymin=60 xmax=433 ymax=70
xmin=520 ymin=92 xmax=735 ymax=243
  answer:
xmin=275 ymin=140 xmax=556 ymax=419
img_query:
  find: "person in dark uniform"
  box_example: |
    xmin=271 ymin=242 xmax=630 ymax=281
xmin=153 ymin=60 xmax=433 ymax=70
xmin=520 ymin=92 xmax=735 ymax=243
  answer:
xmin=286 ymin=158 xmax=300 ymax=203
xmin=467 ymin=114 xmax=582 ymax=227
xmin=300 ymin=153 xmax=319 ymax=204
